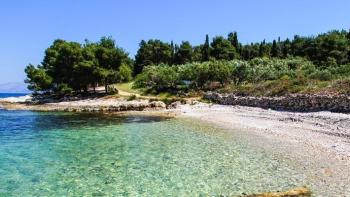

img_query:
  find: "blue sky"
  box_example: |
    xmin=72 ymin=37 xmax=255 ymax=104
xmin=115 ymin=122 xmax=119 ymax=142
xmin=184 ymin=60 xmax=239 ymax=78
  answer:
xmin=0 ymin=0 xmax=349 ymax=84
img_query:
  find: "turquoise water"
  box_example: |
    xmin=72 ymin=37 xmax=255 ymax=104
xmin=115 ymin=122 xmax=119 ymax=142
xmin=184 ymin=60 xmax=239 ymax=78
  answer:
xmin=0 ymin=110 xmax=308 ymax=196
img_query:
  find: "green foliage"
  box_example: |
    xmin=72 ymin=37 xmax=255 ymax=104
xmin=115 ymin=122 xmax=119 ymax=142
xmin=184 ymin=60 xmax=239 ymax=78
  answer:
xmin=228 ymin=32 xmax=239 ymax=52
xmin=25 ymin=29 xmax=350 ymax=97
xmin=134 ymin=64 xmax=180 ymax=91
xmin=106 ymin=85 xmax=119 ymax=95
xmin=25 ymin=37 xmax=132 ymax=94
xmin=309 ymin=70 xmax=333 ymax=81
xmin=134 ymin=40 xmax=173 ymax=75
xmin=117 ymin=64 xmax=133 ymax=82
xmin=24 ymin=64 xmax=53 ymax=92
xmin=332 ymin=78 xmax=350 ymax=95
xmin=201 ymin=34 xmax=210 ymax=61
xmin=57 ymin=83 xmax=73 ymax=95
xmin=127 ymin=94 xmax=137 ymax=101
xmin=211 ymin=36 xmax=237 ymax=60
xmin=174 ymin=41 xmax=193 ymax=64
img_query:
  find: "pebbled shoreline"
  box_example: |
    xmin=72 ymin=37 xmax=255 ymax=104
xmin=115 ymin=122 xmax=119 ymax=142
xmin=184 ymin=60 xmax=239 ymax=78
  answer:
xmin=175 ymin=103 xmax=350 ymax=160
xmin=0 ymin=98 xmax=166 ymax=112
xmin=174 ymin=103 xmax=350 ymax=195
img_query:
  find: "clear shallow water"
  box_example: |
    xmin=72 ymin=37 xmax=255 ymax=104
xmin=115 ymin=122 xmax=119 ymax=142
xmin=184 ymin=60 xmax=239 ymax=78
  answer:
xmin=0 ymin=110 xmax=309 ymax=196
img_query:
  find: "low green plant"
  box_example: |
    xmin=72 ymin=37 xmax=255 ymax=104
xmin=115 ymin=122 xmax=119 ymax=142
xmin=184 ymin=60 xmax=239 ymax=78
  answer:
xmin=127 ymin=94 xmax=137 ymax=101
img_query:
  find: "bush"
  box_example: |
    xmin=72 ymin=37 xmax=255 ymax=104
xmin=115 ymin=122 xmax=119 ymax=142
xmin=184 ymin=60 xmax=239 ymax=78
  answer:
xmin=332 ymin=78 xmax=350 ymax=95
xmin=107 ymin=85 xmax=119 ymax=95
xmin=134 ymin=64 xmax=179 ymax=91
xmin=309 ymin=70 xmax=333 ymax=81
xmin=118 ymin=64 xmax=133 ymax=82
xmin=329 ymin=64 xmax=350 ymax=77
xmin=127 ymin=94 xmax=137 ymax=101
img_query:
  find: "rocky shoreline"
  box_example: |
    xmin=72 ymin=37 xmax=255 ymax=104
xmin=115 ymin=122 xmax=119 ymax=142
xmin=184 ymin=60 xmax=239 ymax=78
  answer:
xmin=204 ymin=92 xmax=350 ymax=113
xmin=0 ymin=98 xmax=166 ymax=112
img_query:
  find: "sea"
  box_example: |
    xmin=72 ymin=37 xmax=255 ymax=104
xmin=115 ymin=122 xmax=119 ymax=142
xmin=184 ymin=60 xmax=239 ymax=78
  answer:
xmin=0 ymin=93 xmax=345 ymax=196
xmin=0 ymin=93 xmax=28 ymax=98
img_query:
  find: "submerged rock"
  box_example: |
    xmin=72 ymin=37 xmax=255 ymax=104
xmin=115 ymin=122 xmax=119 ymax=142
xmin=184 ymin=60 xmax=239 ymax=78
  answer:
xmin=239 ymin=187 xmax=311 ymax=197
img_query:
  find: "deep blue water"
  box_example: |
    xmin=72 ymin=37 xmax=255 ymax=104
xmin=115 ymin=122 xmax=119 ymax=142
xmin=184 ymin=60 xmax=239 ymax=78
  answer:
xmin=0 ymin=93 xmax=28 ymax=98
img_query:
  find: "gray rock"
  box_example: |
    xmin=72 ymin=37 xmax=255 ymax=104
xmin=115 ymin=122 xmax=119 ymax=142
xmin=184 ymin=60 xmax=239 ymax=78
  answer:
xmin=204 ymin=92 xmax=350 ymax=113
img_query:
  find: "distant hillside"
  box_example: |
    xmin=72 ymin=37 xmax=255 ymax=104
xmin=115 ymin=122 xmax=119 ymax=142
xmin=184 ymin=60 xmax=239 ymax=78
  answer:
xmin=0 ymin=82 xmax=29 ymax=93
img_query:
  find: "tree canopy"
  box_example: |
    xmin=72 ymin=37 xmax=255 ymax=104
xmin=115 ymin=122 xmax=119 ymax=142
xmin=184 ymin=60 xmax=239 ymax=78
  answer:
xmin=25 ymin=29 xmax=350 ymax=96
xmin=25 ymin=37 xmax=132 ymax=94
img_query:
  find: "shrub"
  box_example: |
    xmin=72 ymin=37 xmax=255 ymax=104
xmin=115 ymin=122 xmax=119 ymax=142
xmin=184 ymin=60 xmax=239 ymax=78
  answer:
xmin=309 ymin=70 xmax=333 ymax=81
xmin=127 ymin=94 xmax=137 ymax=101
xmin=332 ymin=78 xmax=350 ymax=95
xmin=107 ymin=85 xmax=119 ymax=95
xmin=117 ymin=64 xmax=133 ymax=82
xmin=134 ymin=64 xmax=179 ymax=91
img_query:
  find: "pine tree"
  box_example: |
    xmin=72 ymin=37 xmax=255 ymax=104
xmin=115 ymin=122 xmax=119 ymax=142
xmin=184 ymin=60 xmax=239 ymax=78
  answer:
xmin=202 ymin=34 xmax=210 ymax=61
xmin=347 ymin=29 xmax=350 ymax=40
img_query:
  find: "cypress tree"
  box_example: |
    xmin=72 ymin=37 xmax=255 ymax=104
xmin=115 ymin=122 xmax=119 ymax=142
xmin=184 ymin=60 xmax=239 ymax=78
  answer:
xmin=228 ymin=32 xmax=239 ymax=52
xmin=170 ymin=41 xmax=175 ymax=65
xmin=271 ymin=40 xmax=278 ymax=57
xmin=259 ymin=39 xmax=266 ymax=57
xmin=202 ymin=34 xmax=210 ymax=61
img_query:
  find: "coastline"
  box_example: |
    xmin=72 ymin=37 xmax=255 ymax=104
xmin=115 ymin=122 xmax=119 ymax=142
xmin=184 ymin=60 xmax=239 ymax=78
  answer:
xmin=174 ymin=103 xmax=350 ymax=195
xmin=1 ymin=98 xmax=350 ymax=195
xmin=0 ymin=97 xmax=166 ymax=112
xmin=175 ymin=103 xmax=350 ymax=161
xmin=2 ymin=98 xmax=349 ymax=160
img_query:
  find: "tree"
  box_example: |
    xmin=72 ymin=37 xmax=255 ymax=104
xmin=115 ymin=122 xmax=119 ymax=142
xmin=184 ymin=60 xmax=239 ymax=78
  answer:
xmin=271 ymin=40 xmax=279 ymax=57
xmin=201 ymin=34 xmax=210 ymax=61
xmin=192 ymin=45 xmax=203 ymax=62
xmin=24 ymin=64 xmax=53 ymax=92
xmin=258 ymin=39 xmax=270 ymax=57
xmin=174 ymin=41 xmax=193 ymax=64
xmin=282 ymin=38 xmax=291 ymax=57
xmin=94 ymin=37 xmax=132 ymax=93
xmin=228 ymin=32 xmax=239 ymax=52
xmin=170 ymin=41 xmax=175 ymax=64
xmin=134 ymin=39 xmax=172 ymax=74
xmin=42 ymin=39 xmax=83 ymax=90
xmin=73 ymin=60 xmax=95 ymax=92
xmin=211 ymin=36 xmax=237 ymax=60
xmin=25 ymin=37 xmax=131 ymax=94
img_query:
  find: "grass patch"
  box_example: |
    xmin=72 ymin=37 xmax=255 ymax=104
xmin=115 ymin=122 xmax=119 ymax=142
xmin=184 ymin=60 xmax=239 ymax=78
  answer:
xmin=114 ymin=82 xmax=143 ymax=95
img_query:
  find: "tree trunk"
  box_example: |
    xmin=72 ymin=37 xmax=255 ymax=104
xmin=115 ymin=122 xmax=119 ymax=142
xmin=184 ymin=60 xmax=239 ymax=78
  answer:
xmin=105 ymin=79 xmax=108 ymax=94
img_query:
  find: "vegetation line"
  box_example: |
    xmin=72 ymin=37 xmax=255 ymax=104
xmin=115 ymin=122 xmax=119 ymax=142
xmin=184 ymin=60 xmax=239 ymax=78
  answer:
xmin=25 ymin=30 xmax=350 ymax=97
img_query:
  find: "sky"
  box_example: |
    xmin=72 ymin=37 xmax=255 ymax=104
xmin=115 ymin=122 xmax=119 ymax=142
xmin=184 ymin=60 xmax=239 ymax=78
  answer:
xmin=0 ymin=0 xmax=349 ymax=85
